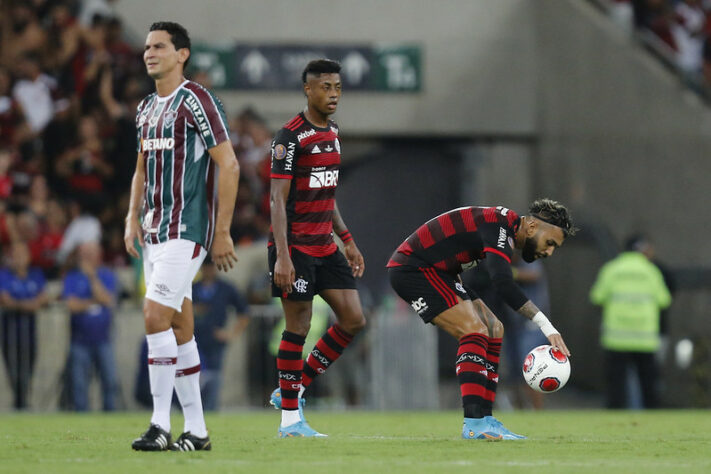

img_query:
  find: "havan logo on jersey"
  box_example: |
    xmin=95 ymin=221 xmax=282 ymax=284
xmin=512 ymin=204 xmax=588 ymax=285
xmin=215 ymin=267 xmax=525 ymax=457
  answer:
xmin=309 ymin=168 xmax=339 ymax=188
xmin=142 ymin=138 xmax=175 ymax=152
xmin=497 ymin=227 xmax=508 ymax=249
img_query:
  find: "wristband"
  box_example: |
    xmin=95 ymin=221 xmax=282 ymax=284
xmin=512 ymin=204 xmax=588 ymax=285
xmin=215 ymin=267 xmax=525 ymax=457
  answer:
xmin=337 ymin=230 xmax=353 ymax=244
xmin=532 ymin=311 xmax=559 ymax=338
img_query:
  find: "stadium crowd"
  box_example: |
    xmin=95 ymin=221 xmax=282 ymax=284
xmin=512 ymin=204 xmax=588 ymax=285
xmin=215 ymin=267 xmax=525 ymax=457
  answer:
xmin=0 ymin=0 xmax=272 ymax=410
xmin=0 ymin=0 xmax=271 ymax=278
xmin=605 ymin=0 xmax=711 ymax=93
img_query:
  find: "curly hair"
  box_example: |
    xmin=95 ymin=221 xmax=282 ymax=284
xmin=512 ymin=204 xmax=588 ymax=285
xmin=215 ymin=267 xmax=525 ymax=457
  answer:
xmin=529 ymin=198 xmax=578 ymax=237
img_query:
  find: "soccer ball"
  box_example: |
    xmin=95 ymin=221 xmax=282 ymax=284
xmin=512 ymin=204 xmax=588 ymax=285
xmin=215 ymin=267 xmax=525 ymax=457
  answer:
xmin=521 ymin=344 xmax=571 ymax=393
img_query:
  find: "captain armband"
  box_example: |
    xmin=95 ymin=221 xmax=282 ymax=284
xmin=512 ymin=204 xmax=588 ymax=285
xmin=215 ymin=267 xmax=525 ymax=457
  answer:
xmin=532 ymin=312 xmax=559 ymax=338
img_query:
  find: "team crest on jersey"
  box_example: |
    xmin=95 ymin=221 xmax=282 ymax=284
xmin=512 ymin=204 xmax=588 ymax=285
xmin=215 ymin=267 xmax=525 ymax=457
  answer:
xmin=163 ymin=110 xmax=178 ymax=128
xmin=273 ymin=144 xmax=287 ymax=160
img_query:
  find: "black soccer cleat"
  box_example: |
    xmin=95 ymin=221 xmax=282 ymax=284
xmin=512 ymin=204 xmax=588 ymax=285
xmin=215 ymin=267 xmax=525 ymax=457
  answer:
xmin=170 ymin=431 xmax=212 ymax=451
xmin=131 ymin=424 xmax=172 ymax=451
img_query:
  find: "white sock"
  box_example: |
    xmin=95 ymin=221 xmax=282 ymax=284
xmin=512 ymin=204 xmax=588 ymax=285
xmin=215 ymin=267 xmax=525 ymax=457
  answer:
xmin=174 ymin=337 xmax=208 ymax=438
xmin=281 ymin=409 xmax=301 ymax=427
xmin=147 ymin=328 xmax=178 ymax=432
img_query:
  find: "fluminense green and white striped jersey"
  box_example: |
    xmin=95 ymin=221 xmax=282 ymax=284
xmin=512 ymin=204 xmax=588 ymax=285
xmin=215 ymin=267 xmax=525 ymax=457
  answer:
xmin=136 ymin=80 xmax=229 ymax=249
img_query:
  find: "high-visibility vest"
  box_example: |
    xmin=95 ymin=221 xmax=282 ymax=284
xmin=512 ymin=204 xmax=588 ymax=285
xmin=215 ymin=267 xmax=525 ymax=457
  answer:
xmin=589 ymin=252 xmax=671 ymax=352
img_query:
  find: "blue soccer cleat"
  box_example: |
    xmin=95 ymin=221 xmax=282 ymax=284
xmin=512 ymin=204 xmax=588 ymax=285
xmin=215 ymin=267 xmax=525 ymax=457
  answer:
xmin=269 ymin=387 xmax=305 ymax=420
xmin=462 ymin=417 xmax=503 ymax=440
xmin=484 ymin=416 xmax=527 ymax=440
xmin=278 ymin=420 xmax=328 ymax=438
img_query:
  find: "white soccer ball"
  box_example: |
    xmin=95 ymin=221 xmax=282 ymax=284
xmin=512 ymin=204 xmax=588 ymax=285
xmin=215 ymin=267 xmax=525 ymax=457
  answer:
xmin=521 ymin=344 xmax=571 ymax=393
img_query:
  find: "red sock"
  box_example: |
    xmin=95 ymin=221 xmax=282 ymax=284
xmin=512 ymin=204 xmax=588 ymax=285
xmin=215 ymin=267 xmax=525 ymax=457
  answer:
xmin=277 ymin=331 xmax=305 ymax=410
xmin=457 ymin=333 xmax=489 ymax=419
xmin=302 ymin=324 xmax=353 ymax=388
xmin=483 ymin=337 xmax=502 ymax=416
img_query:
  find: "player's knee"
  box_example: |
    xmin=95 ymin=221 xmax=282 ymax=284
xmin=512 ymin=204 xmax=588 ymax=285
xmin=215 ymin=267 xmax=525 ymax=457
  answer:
xmin=453 ymin=316 xmax=488 ymax=340
xmin=341 ymin=312 xmax=366 ymax=335
xmin=491 ymin=317 xmax=504 ymax=339
xmin=143 ymin=300 xmax=173 ymax=333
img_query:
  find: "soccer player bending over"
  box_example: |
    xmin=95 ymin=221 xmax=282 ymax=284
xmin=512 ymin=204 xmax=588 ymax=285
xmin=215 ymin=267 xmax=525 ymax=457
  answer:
xmin=387 ymin=200 xmax=576 ymax=440
xmin=124 ymin=22 xmax=239 ymax=451
xmin=268 ymin=59 xmax=366 ymax=437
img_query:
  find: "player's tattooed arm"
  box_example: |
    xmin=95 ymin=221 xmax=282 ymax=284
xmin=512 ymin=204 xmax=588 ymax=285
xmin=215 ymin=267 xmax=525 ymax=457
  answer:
xmin=517 ymin=300 xmax=542 ymax=320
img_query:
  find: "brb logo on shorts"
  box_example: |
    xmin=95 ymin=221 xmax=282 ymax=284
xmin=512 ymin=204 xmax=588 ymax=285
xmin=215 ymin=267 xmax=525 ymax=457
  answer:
xmin=411 ymin=297 xmax=428 ymax=315
xmin=309 ymin=169 xmax=339 ymax=188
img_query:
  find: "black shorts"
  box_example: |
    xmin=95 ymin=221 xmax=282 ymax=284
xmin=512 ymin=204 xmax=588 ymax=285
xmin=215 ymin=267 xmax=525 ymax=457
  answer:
xmin=388 ymin=265 xmax=477 ymax=323
xmin=268 ymin=246 xmax=357 ymax=301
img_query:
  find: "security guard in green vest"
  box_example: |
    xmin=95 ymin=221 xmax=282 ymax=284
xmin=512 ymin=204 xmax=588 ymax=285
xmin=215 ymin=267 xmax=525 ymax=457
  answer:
xmin=590 ymin=235 xmax=671 ymax=409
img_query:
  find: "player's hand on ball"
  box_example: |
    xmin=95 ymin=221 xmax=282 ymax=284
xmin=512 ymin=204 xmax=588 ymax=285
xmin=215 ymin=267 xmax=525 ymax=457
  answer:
xmin=547 ymin=333 xmax=571 ymax=357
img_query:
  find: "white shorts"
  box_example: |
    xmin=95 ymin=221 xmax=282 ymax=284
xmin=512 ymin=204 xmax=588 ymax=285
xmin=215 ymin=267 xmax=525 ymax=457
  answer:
xmin=143 ymin=239 xmax=207 ymax=311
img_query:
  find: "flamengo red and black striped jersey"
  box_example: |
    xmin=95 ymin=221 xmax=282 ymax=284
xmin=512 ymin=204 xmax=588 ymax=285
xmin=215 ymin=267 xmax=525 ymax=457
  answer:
xmin=387 ymin=206 xmax=521 ymax=275
xmin=269 ymin=112 xmax=341 ymax=257
xmin=136 ymin=80 xmax=229 ymax=249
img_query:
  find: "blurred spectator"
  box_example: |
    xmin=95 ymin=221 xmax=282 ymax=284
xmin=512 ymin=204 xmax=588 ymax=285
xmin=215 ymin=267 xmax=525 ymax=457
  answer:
xmin=78 ymin=0 xmax=118 ymax=28
xmin=0 ymin=241 xmax=49 ymax=409
xmin=43 ymin=2 xmax=82 ymax=92
xmin=12 ymin=53 xmax=57 ymax=136
xmin=590 ymin=234 xmax=672 ymax=409
xmin=0 ymin=147 xmax=13 ymax=200
xmin=0 ymin=66 xmax=30 ymax=148
xmin=1 ymin=2 xmax=47 ymax=66
xmin=62 ymin=241 xmax=119 ymax=411
xmin=56 ymin=199 xmax=101 ymax=265
xmin=54 ymin=114 xmax=113 ymax=203
xmin=192 ymin=258 xmax=249 ymax=410
xmin=28 ymin=198 xmax=66 ymax=278
xmin=671 ymin=0 xmax=706 ymax=75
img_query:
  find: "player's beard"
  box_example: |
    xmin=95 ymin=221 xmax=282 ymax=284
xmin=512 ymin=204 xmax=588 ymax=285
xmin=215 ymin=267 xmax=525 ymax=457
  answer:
xmin=521 ymin=237 xmax=537 ymax=263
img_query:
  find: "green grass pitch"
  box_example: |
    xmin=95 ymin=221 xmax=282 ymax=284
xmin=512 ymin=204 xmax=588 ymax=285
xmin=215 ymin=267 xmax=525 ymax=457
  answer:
xmin=1 ymin=410 xmax=709 ymax=473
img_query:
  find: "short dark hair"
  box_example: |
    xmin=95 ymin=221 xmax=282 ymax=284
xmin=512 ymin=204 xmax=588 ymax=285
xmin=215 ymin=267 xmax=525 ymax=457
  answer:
xmin=529 ymin=198 xmax=578 ymax=238
xmin=302 ymin=59 xmax=341 ymax=83
xmin=149 ymin=21 xmax=191 ymax=68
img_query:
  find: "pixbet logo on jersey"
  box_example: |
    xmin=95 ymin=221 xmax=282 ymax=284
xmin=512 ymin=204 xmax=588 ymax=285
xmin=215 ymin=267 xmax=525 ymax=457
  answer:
xmin=309 ymin=169 xmax=339 ymax=188
xmin=142 ymin=138 xmax=175 ymax=151
xmin=297 ymin=129 xmax=316 ymax=142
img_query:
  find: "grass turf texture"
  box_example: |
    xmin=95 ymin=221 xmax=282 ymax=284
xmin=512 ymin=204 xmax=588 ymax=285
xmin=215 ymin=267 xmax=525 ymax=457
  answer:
xmin=1 ymin=410 xmax=709 ymax=473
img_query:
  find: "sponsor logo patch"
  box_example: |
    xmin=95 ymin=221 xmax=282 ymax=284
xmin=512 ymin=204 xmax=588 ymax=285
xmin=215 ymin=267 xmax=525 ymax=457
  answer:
xmin=273 ymin=144 xmax=287 ymax=160
xmin=285 ymin=142 xmax=296 ymax=171
xmin=410 ymin=297 xmax=428 ymax=314
xmin=497 ymin=227 xmax=507 ymax=249
xmin=455 ymin=282 xmax=466 ymax=294
xmin=142 ymin=138 xmax=175 ymax=152
xmin=297 ymin=129 xmax=316 ymax=142
xmin=309 ymin=170 xmax=339 ymax=188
